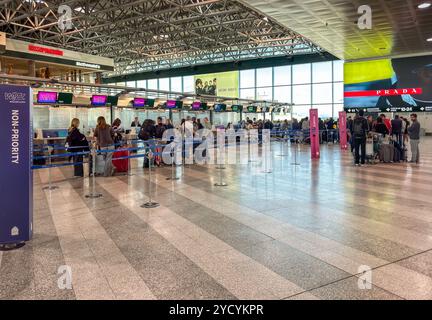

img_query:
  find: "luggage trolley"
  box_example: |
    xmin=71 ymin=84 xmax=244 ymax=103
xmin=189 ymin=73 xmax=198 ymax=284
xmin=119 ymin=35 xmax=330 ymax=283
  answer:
xmin=365 ymin=132 xmax=382 ymax=164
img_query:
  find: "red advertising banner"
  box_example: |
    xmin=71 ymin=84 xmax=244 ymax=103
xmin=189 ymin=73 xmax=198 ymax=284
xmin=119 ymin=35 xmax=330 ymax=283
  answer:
xmin=339 ymin=111 xmax=348 ymax=150
xmin=28 ymin=44 xmax=64 ymax=56
xmin=344 ymin=88 xmax=422 ymax=97
xmin=309 ymin=109 xmax=320 ymax=159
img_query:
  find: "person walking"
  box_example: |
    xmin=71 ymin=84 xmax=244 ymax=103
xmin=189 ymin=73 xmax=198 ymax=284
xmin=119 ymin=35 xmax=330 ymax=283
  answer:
xmin=408 ymin=113 xmax=421 ymax=164
xmin=352 ymin=110 xmax=369 ymax=166
xmin=66 ymin=118 xmax=88 ymax=177
xmin=94 ymin=116 xmax=116 ymax=176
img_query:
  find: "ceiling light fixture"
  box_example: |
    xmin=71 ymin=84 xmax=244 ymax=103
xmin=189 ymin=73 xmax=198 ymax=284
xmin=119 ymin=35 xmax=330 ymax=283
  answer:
xmin=427 ymin=37 xmax=432 ymax=42
xmin=418 ymin=2 xmax=431 ymax=9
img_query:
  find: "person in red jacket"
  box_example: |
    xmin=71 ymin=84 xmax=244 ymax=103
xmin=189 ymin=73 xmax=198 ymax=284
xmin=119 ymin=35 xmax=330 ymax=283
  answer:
xmin=380 ymin=114 xmax=392 ymax=133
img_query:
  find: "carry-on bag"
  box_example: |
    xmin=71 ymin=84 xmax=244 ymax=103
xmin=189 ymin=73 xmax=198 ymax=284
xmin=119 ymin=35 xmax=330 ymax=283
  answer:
xmin=112 ymin=150 xmax=129 ymax=172
xmin=379 ymin=144 xmax=394 ymax=163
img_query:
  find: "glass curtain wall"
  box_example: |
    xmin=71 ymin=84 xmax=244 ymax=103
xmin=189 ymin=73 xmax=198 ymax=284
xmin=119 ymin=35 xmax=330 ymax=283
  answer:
xmin=109 ymin=60 xmax=344 ymax=119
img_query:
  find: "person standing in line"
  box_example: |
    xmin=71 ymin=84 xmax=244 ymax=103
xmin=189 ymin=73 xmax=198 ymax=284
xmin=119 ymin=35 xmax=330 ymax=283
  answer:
xmin=131 ymin=117 xmax=141 ymax=128
xmin=401 ymin=116 xmax=410 ymax=147
xmin=94 ymin=116 xmax=116 ymax=176
xmin=165 ymin=118 xmax=174 ymax=130
xmin=352 ymin=110 xmax=369 ymax=166
xmin=203 ymin=117 xmax=212 ymax=130
xmin=155 ymin=116 xmax=166 ymax=139
xmin=367 ymin=115 xmax=374 ymax=132
xmin=391 ymin=115 xmax=403 ymax=147
xmin=408 ymin=113 xmax=421 ymax=164
xmin=380 ymin=114 xmax=392 ymax=133
xmin=112 ymin=118 xmax=123 ymax=147
xmin=67 ymin=118 xmax=88 ymax=177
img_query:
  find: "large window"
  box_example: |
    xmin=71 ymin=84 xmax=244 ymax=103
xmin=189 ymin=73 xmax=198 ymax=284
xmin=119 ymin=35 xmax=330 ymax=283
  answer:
xmin=312 ymin=61 xmax=332 ymax=83
xmin=256 ymin=87 xmax=272 ymax=101
xmin=293 ymin=84 xmax=311 ymax=105
xmin=183 ymin=76 xmax=194 ymax=93
xmin=147 ymin=79 xmax=157 ymax=90
xmin=125 ymin=59 xmax=344 ymax=118
xmin=256 ymin=68 xmax=273 ymax=87
xmin=171 ymin=77 xmax=182 ymax=92
xmin=159 ymin=78 xmax=170 ymax=91
xmin=137 ymin=80 xmax=147 ymax=89
xmin=274 ymin=86 xmax=291 ymax=104
xmin=274 ymin=66 xmax=291 ymax=86
xmin=312 ymin=83 xmax=332 ymax=104
xmin=293 ymin=63 xmax=311 ymax=84
xmin=240 ymin=69 xmax=255 ymax=88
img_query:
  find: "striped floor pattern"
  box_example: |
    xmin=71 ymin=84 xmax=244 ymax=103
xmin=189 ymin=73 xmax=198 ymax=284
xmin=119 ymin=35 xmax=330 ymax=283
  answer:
xmin=1 ymin=138 xmax=432 ymax=300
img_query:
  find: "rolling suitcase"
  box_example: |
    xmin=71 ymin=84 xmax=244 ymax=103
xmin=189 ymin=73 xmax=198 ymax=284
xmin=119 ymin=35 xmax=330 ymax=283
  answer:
xmin=379 ymin=144 xmax=394 ymax=163
xmin=112 ymin=150 xmax=129 ymax=172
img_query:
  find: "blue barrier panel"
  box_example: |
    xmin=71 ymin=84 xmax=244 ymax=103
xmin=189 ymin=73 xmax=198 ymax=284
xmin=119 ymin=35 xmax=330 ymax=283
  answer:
xmin=0 ymin=85 xmax=33 ymax=246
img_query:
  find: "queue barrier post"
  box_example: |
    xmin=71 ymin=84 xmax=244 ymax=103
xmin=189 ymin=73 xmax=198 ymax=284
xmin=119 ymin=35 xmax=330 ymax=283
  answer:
xmin=85 ymin=144 xmax=103 ymax=199
xmin=167 ymin=145 xmax=180 ymax=181
xmin=42 ymin=146 xmax=59 ymax=191
xmin=291 ymin=131 xmax=300 ymax=166
xmin=126 ymin=139 xmax=134 ymax=177
xmin=141 ymin=151 xmax=160 ymax=209
xmin=214 ymin=136 xmax=227 ymax=187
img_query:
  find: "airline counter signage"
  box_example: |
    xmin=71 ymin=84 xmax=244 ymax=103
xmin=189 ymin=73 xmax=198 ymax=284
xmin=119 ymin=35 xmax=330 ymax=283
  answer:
xmin=339 ymin=111 xmax=348 ymax=150
xmin=0 ymin=85 xmax=33 ymax=245
xmin=309 ymin=108 xmax=320 ymax=159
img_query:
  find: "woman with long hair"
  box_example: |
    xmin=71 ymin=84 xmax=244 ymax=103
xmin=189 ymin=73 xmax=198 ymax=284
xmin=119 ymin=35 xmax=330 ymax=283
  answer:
xmin=112 ymin=118 xmax=123 ymax=147
xmin=94 ymin=116 xmax=116 ymax=176
xmin=66 ymin=118 xmax=88 ymax=177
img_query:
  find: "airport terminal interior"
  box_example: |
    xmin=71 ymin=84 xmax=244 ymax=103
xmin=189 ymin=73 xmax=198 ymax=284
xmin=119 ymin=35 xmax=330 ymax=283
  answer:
xmin=1 ymin=0 xmax=432 ymax=301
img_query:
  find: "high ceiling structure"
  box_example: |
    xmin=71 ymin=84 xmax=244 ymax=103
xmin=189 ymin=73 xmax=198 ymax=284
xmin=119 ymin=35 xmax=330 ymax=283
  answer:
xmin=0 ymin=0 xmax=322 ymax=76
xmin=240 ymin=0 xmax=432 ymax=61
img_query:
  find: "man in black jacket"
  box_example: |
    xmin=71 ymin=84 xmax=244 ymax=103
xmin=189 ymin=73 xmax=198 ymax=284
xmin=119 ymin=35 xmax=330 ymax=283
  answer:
xmin=391 ymin=115 xmax=403 ymax=147
xmin=352 ymin=110 xmax=369 ymax=166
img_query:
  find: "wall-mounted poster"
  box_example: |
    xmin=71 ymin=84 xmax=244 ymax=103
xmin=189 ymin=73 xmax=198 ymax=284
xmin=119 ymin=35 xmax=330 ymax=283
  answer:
xmin=194 ymin=71 xmax=239 ymax=98
xmin=344 ymin=55 xmax=432 ymax=112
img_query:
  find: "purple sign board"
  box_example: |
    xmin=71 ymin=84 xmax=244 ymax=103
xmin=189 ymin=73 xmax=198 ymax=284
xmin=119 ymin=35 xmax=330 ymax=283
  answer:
xmin=0 ymin=85 xmax=33 ymax=244
xmin=37 ymin=91 xmax=57 ymax=104
xmin=91 ymin=95 xmax=107 ymax=106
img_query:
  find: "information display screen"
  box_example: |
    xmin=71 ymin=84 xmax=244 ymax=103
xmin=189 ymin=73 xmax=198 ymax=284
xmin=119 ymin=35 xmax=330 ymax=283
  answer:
xmin=192 ymin=101 xmax=202 ymax=110
xmin=37 ymin=91 xmax=57 ymax=104
xmin=247 ymin=106 xmax=257 ymax=113
xmin=166 ymin=100 xmax=177 ymax=108
xmin=231 ymin=105 xmax=242 ymax=112
xmin=91 ymin=95 xmax=107 ymax=106
xmin=57 ymin=92 xmax=73 ymax=104
xmin=133 ymin=98 xmax=146 ymax=108
xmin=107 ymin=95 xmax=119 ymax=106
xmin=214 ymin=103 xmax=227 ymax=112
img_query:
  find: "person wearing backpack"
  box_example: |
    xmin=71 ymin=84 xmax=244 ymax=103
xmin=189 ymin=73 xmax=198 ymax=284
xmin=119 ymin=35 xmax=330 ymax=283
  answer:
xmin=139 ymin=119 xmax=156 ymax=168
xmin=352 ymin=110 xmax=369 ymax=166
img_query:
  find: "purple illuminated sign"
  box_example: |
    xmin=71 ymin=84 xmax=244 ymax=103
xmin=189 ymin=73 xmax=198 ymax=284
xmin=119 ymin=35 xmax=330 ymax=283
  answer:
xmin=133 ymin=98 xmax=145 ymax=108
xmin=37 ymin=91 xmax=57 ymax=104
xmin=166 ymin=100 xmax=177 ymax=108
xmin=192 ymin=102 xmax=201 ymax=110
xmin=0 ymin=85 xmax=33 ymax=245
xmin=91 ymin=95 xmax=107 ymax=106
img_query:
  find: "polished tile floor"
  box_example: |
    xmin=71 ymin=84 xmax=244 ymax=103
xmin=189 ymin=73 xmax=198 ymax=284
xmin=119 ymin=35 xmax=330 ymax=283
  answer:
xmin=1 ymin=139 xmax=432 ymax=300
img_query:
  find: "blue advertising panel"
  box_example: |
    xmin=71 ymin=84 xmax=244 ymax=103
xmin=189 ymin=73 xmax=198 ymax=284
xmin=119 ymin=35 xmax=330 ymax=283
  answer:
xmin=0 ymin=84 xmax=33 ymax=244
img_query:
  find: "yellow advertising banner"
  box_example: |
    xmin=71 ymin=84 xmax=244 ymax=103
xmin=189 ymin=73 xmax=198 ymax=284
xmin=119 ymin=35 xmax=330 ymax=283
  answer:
xmin=194 ymin=71 xmax=239 ymax=98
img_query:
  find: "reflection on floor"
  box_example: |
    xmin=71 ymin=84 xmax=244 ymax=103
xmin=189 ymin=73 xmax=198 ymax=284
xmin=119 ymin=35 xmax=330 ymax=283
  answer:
xmin=1 ymin=139 xmax=432 ymax=300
